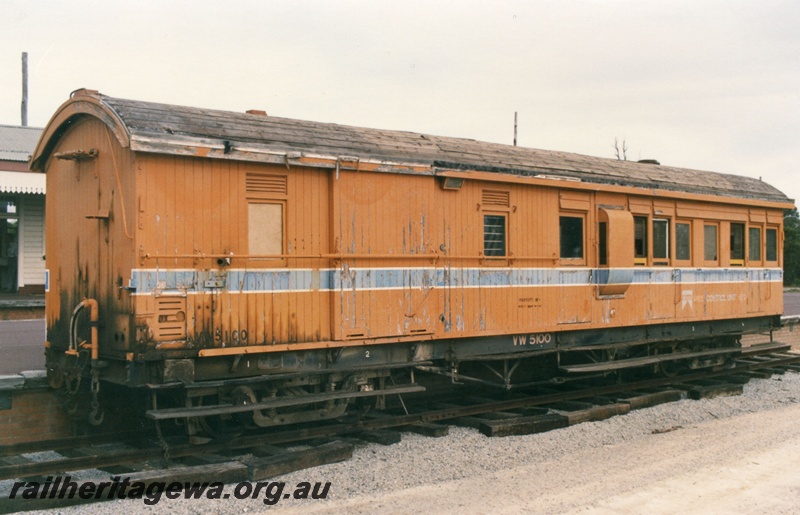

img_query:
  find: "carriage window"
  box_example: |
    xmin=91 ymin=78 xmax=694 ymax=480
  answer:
xmin=730 ymin=223 xmax=745 ymax=265
xmin=704 ymin=224 xmax=718 ymax=261
xmin=676 ymin=222 xmax=691 ymax=261
xmin=748 ymin=227 xmax=761 ymax=261
xmin=483 ymin=214 xmax=506 ymax=256
xmin=598 ymin=222 xmax=608 ymax=266
xmin=249 ymin=203 xmax=283 ymax=256
xmin=560 ymin=216 xmax=584 ymax=259
xmin=653 ymin=219 xmax=669 ymax=262
xmin=766 ymin=228 xmax=777 ymax=262
xmin=634 ymin=216 xmax=647 ymax=264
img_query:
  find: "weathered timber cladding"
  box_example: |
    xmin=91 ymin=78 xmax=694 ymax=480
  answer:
xmin=44 ymin=116 xmax=137 ymax=356
xmin=137 ymin=155 xmax=331 ymax=344
xmin=32 ymin=91 xmax=792 ymax=383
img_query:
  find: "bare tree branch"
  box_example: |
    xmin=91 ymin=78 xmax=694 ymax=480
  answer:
xmin=613 ymin=137 xmax=628 ymax=161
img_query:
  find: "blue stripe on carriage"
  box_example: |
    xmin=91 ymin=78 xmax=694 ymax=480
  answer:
xmin=128 ymin=267 xmax=783 ymax=294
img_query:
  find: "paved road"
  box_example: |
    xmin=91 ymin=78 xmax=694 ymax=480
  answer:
xmin=2 ymin=292 xmax=800 ymax=376
xmin=785 ymin=292 xmax=800 ymax=317
xmin=0 ymin=319 xmax=45 ymax=375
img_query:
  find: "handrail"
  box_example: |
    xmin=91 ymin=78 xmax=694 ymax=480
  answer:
xmin=141 ymin=252 xmax=440 ymax=260
xmin=139 ymin=251 xmax=559 ymax=262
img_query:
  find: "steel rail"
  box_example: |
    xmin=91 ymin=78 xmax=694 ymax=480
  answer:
xmin=1 ymin=350 xmax=797 ymax=481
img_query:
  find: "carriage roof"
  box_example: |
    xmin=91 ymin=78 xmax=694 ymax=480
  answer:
xmin=32 ymin=90 xmax=792 ymax=205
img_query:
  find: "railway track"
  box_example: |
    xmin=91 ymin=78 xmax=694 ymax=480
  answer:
xmin=1 ymin=344 xmax=798 ymax=512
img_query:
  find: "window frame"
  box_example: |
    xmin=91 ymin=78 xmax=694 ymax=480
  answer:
xmin=598 ymin=221 xmax=608 ymax=266
xmin=559 ymin=213 xmax=586 ymax=265
xmin=729 ymin=222 xmax=745 ymax=266
xmin=704 ymin=223 xmax=719 ymax=264
xmin=652 ymin=218 xmax=670 ymax=265
xmin=482 ymin=213 xmax=508 ymax=258
xmin=633 ymin=216 xmax=648 ymax=266
xmin=766 ymin=227 xmax=778 ymax=263
xmin=748 ymin=226 xmax=762 ymax=264
xmin=675 ymin=221 xmax=692 ymax=264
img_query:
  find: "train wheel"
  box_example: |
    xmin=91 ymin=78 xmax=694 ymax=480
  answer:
xmin=188 ymin=388 xmax=257 ymax=440
xmin=250 ymin=376 xmax=357 ymax=428
xmin=658 ymin=358 xmax=686 ymax=378
xmin=197 ymin=415 xmax=243 ymax=440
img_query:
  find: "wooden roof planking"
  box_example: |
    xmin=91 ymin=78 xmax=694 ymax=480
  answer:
xmin=32 ymin=89 xmax=792 ymax=205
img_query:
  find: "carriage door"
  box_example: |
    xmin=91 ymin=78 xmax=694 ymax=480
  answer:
xmin=649 ymin=218 xmax=675 ymax=320
xmin=402 ymin=266 xmax=437 ymax=336
xmin=596 ymin=208 xmax=634 ymax=297
xmin=247 ymin=199 xmax=286 ymax=343
xmin=557 ymin=208 xmax=592 ymax=325
xmin=335 ymin=259 xmax=370 ymax=339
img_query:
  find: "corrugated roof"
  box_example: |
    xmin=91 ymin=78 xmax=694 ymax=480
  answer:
xmin=0 ymin=125 xmax=42 ymax=162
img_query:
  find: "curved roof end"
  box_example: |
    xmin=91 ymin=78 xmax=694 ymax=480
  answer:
xmin=29 ymin=89 xmax=130 ymax=171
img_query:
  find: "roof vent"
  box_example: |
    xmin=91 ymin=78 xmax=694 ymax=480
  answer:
xmin=246 ymin=109 xmax=267 ymax=116
xmin=638 ymin=159 xmax=660 ymax=165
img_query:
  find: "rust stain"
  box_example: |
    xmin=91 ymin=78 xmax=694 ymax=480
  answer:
xmin=38 ymin=93 xmax=788 ymax=374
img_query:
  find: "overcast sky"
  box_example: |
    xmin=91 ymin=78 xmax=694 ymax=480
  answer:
xmin=2 ymin=0 xmax=798 ymax=205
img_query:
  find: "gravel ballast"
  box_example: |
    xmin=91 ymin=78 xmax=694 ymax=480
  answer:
xmin=19 ymin=371 xmax=800 ymax=514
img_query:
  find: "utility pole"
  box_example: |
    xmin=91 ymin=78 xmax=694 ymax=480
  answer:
xmin=513 ymin=111 xmax=517 ymax=146
xmin=21 ymin=52 xmax=28 ymax=127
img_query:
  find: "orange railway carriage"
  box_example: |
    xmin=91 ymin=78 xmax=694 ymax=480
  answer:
xmin=33 ymin=89 xmax=793 ymax=428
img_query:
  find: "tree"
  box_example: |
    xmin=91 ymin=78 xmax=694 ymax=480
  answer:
xmin=613 ymin=138 xmax=628 ymax=161
xmin=784 ymin=208 xmax=800 ymax=286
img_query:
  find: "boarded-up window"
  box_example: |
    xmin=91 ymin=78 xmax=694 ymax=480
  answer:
xmin=676 ymin=223 xmax=691 ymax=261
xmin=249 ymin=203 xmax=283 ymax=256
xmin=749 ymin=227 xmax=761 ymax=261
xmin=704 ymin=224 xmax=718 ymax=261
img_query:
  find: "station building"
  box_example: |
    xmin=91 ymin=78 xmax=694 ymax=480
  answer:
xmin=0 ymin=125 xmax=45 ymax=294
